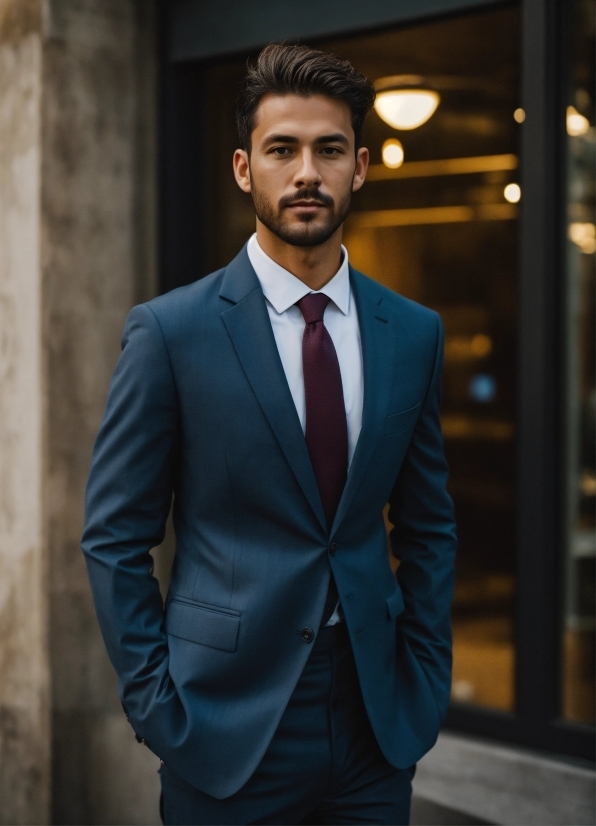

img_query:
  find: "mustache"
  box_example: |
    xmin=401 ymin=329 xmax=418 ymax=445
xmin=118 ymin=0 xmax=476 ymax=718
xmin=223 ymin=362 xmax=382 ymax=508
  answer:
xmin=279 ymin=188 xmax=334 ymax=209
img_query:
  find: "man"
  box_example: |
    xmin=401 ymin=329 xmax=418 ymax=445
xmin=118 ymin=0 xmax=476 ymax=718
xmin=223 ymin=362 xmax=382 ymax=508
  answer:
xmin=82 ymin=43 xmax=457 ymax=825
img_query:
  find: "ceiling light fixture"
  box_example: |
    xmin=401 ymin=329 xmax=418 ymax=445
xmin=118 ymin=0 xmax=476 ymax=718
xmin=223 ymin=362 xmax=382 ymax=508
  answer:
xmin=374 ymin=75 xmax=440 ymax=130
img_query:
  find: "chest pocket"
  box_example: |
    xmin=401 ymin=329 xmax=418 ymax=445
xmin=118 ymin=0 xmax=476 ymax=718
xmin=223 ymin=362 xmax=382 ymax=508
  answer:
xmin=385 ymin=402 xmax=421 ymax=436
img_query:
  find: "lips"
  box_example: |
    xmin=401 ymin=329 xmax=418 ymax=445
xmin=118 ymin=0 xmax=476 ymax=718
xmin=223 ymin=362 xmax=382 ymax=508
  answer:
xmin=287 ymin=201 xmax=326 ymax=211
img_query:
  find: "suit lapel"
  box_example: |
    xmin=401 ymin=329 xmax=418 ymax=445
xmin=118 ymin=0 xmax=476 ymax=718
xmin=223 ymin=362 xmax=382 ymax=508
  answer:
xmin=220 ymin=248 xmax=327 ymax=532
xmin=331 ymin=268 xmax=397 ymax=535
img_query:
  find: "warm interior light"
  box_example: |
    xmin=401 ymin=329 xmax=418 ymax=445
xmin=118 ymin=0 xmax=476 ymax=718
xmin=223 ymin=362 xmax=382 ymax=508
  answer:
xmin=445 ymin=334 xmax=493 ymax=362
xmin=504 ymin=183 xmax=521 ymax=203
xmin=381 ymin=138 xmax=404 ymax=168
xmin=566 ymin=106 xmax=590 ymax=136
xmin=374 ymin=89 xmax=440 ymax=130
xmin=373 ymin=77 xmax=440 ymax=130
xmin=513 ymin=108 xmax=525 ymax=123
xmin=470 ymin=334 xmax=493 ymax=358
xmin=569 ymin=222 xmax=596 ymax=254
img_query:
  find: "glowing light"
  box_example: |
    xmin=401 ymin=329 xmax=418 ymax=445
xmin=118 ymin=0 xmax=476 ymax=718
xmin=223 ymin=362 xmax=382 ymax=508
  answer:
xmin=469 ymin=374 xmax=497 ymax=403
xmin=375 ymin=90 xmax=439 ymax=130
xmin=366 ymin=153 xmax=518 ymax=181
xmin=381 ymin=139 xmax=404 ymax=169
xmin=504 ymin=183 xmax=521 ymax=203
xmin=513 ymin=108 xmax=525 ymax=123
xmin=374 ymin=76 xmax=439 ymax=130
xmin=444 ymin=334 xmax=493 ymax=361
xmin=569 ymin=222 xmax=596 ymax=254
xmin=566 ymin=106 xmax=590 ymax=136
xmin=452 ymin=680 xmax=475 ymax=702
xmin=580 ymin=471 xmax=596 ymax=497
xmin=470 ymin=334 xmax=493 ymax=358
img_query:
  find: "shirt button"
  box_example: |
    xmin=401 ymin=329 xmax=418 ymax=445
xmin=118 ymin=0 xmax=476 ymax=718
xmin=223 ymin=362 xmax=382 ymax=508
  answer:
xmin=329 ymin=543 xmax=338 ymax=555
xmin=301 ymin=627 xmax=314 ymax=643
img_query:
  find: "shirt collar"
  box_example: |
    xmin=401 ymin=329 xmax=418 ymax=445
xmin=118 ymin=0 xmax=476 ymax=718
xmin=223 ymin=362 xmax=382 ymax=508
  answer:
xmin=247 ymin=233 xmax=351 ymax=316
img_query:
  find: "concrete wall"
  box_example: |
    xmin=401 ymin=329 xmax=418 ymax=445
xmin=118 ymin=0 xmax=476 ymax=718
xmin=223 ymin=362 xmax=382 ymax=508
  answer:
xmin=43 ymin=2 xmax=160 ymax=822
xmin=0 ymin=3 xmax=49 ymax=823
xmin=0 ymin=1 xmax=160 ymax=822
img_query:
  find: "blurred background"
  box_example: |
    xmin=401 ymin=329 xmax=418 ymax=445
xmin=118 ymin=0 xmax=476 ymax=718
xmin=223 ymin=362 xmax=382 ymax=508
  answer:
xmin=0 ymin=0 xmax=594 ymax=823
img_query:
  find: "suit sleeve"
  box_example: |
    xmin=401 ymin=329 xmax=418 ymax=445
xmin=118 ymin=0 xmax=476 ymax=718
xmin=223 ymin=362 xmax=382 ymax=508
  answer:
xmin=81 ymin=303 xmax=184 ymax=751
xmin=387 ymin=312 xmax=457 ymax=721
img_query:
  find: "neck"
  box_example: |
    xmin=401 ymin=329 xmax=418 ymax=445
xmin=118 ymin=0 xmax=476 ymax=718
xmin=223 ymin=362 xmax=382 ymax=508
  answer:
xmin=255 ymin=220 xmax=343 ymax=292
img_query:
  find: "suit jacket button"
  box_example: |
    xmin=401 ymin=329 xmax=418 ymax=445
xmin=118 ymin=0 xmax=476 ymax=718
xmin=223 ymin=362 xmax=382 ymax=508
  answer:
xmin=301 ymin=627 xmax=314 ymax=643
xmin=329 ymin=543 xmax=338 ymax=555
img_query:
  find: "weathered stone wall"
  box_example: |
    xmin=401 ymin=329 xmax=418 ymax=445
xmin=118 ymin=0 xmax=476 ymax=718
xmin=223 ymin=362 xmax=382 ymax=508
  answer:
xmin=42 ymin=3 xmax=160 ymax=822
xmin=0 ymin=2 xmax=50 ymax=823
xmin=0 ymin=1 xmax=159 ymax=822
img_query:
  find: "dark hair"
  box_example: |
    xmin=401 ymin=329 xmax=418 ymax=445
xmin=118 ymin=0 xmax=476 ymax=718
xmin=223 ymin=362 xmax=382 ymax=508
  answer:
xmin=236 ymin=43 xmax=376 ymax=152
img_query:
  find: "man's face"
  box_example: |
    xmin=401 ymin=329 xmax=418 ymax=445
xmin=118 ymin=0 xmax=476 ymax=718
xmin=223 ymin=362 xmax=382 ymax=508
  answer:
xmin=233 ymin=94 xmax=369 ymax=247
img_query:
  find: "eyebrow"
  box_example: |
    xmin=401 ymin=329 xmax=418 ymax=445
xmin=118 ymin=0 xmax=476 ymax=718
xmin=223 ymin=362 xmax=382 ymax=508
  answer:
xmin=315 ymin=133 xmax=349 ymax=145
xmin=262 ymin=132 xmax=350 ymax=146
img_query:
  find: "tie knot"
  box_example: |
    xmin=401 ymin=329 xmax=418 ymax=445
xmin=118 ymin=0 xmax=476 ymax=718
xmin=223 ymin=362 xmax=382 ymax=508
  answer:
xmin=297 ymin=293 xmax=331 ymax=324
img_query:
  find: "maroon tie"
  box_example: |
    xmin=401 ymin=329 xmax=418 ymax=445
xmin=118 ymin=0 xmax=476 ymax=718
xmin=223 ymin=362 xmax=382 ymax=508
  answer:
xmin=297 ymin=293 xmax=348 ymax=529
xmin=297 ymin=294 xmax=347 ymax=626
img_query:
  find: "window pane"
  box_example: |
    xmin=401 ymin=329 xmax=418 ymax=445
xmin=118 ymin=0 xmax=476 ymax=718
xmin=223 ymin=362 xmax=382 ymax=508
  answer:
xmin=562 ymin=0 xmax=595 ymax=726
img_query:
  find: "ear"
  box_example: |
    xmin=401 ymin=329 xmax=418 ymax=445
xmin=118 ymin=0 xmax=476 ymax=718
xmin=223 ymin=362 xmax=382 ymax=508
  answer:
xmin=233 ymin=149 xmax=252 ymax=193
xmin=352 ymin=146 xmax=369 ymax=193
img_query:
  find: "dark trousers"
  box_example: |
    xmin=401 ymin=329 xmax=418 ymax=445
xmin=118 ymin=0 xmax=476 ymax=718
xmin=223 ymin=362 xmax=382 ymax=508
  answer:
xmin=160 ymin=623 xmax=415 ymax=825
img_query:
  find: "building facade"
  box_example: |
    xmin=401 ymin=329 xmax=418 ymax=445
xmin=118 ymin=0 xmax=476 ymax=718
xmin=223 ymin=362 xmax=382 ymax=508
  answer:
xmin=0 ymin=0 xmax=593 ymax=823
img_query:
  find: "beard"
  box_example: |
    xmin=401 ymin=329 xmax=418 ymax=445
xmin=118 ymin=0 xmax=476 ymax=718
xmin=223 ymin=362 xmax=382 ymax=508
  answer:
xmin=251 ymin=182 xmax=353 ymax=248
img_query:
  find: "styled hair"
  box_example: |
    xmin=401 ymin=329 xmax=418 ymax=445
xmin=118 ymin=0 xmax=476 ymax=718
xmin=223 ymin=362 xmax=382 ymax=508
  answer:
xmin=236 ymin=43 xmax=376 ymax=151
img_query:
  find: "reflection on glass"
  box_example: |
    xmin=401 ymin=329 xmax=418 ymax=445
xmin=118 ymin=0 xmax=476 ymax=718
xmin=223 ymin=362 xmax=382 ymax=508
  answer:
xmin=563 ymin=0 xmax=595 ymax=726
xmin=198 ymin=5 xmax=520 ymax=711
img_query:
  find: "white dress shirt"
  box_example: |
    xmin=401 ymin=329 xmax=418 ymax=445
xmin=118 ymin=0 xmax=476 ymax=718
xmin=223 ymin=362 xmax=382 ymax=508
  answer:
xmin=246 ymin=233 xmax=364 ymax=466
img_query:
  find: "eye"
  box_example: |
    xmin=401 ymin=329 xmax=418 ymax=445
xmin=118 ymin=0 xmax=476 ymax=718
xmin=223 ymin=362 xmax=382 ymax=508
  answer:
xmin=271 ymin=146 xmax=292 ymax=156
xmin=321 ymin=147 xmax=342 ymax=155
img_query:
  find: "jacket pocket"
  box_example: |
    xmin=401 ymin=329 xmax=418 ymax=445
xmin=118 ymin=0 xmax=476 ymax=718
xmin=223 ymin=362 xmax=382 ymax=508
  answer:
xmin=385 ymin=402 xmax=421 ymax=436
xmin=386 ymin=584 xmax=406 ymax=620
xmin=166 ymin=598 xmax=240 ymax=652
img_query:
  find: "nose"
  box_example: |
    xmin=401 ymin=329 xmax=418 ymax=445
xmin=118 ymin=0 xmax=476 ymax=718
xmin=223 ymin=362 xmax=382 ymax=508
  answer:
xmin=293 ymin=149 xmax=322 ymax=189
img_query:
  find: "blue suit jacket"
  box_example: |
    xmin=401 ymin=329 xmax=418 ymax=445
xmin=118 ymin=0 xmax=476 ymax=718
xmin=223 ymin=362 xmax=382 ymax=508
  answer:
xmin=82 ymin=245 xmax=457 ymax=799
